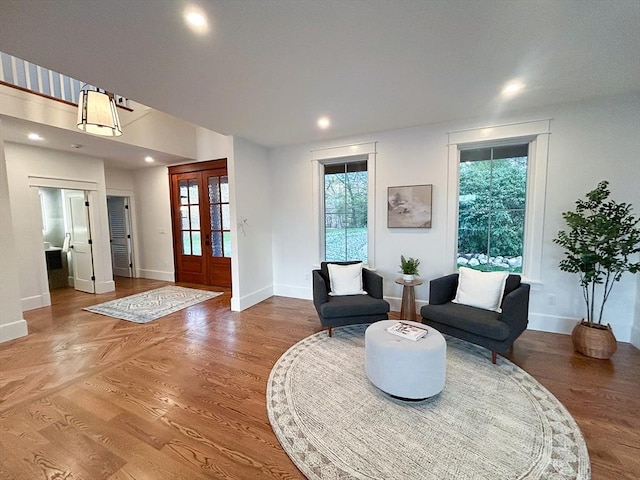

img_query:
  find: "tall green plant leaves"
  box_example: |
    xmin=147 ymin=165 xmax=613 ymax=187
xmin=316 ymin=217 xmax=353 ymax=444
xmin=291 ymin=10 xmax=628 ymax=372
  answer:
xmin=554 ymin=181 xmax=640 ymax=325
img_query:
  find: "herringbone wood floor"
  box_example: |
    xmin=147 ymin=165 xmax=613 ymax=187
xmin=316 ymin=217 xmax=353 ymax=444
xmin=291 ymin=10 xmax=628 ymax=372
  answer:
xmin=0 ymin=277 xmax=638 ymax=479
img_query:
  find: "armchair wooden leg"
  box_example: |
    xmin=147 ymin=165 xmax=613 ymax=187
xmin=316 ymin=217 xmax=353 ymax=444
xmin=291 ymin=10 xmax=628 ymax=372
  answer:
xmin=491 ymin=351 xmax=497 ymax=364
xmin=328 ymin=327 xmax=333 ymax=337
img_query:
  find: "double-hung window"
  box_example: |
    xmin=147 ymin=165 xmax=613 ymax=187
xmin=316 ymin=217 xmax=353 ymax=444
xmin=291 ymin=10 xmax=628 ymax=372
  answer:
xmin=446 ymin=120 xmax=551 ymax=282
xmin=457 ymin=144 xmax=529 ymax=272
xmin=324 ymin=159 xmax=368 ymax=262
xmin=312 ymin=143 xmax=377 ymax=267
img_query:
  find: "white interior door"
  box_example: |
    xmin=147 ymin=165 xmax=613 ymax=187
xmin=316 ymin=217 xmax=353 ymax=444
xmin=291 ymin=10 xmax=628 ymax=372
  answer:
xmin=107 ymin=196 xmax=133 ymax=277
xmin=67 ymin=192 xmax=95 ymax=293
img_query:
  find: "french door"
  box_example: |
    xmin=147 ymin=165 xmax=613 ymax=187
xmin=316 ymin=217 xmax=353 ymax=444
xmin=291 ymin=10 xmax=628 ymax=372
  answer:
xmin=169 ymin=159 xmax=231 ymax=288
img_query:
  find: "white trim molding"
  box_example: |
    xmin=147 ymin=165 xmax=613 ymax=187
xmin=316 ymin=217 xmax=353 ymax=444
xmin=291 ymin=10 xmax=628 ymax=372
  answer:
xmin=311 ymin=142 xmax=377 ymax=268
xmin=446 ymin=119 xmax=551 ymax=283
xmin=0 ymin=319 xmax=28 ymax=344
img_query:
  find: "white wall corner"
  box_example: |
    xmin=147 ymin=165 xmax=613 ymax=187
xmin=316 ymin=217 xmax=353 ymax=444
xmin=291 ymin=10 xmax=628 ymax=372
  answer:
xmin=273 ymin=283 xmax=313 ymax=301
xmin=630 ymin=324 xmax=640 ymax=350
xmin=231 ymin=284 xmax=274 ymax=312
xmin=0 ymin=319 xmax=28 ymax=344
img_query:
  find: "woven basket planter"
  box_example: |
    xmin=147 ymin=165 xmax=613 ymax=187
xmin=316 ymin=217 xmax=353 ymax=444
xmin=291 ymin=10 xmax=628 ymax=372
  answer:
xmin=571 ymin=321 xmax=617 ymax=359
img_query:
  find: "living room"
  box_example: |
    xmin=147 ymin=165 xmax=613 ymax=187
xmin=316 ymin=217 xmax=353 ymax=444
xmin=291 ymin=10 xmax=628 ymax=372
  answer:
xmin=1 ymin=1 xmax=638 ymax=350
xmin=1 ymin=1 xmax=639 ymax=478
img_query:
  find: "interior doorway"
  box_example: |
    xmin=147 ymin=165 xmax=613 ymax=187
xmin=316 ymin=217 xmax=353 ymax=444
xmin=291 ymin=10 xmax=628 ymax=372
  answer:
xmin=168 ymin=159 xmax=232 ymax=288
xmin=107 ymin=196 xmax=134 ymax=278
xmin=39 ymin=187 xmax=96 ymax=293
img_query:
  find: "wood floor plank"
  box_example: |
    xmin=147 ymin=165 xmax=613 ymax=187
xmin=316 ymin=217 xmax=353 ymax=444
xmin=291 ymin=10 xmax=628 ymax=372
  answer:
xmin=0 ymin=277 xmax=638 ymax=479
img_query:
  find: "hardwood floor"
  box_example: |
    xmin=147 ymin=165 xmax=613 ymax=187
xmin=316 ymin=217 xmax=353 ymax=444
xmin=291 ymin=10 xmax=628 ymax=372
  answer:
xmin=1 ymin=277 xmax=638 ymax=479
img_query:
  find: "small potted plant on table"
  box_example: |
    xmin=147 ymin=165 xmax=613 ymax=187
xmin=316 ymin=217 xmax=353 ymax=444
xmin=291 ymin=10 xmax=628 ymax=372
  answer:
xmin=399 ymin=255 xmax=420 ymax=282
xmin=554 ymin=181 xmax=640 ymax=359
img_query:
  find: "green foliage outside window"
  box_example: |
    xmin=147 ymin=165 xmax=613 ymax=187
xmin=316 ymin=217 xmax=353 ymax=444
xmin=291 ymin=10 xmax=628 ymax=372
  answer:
xmin=324 ymin=164 xmax=368 ymax=262
xmin=457 ymin=146 xmax=528 ymax=272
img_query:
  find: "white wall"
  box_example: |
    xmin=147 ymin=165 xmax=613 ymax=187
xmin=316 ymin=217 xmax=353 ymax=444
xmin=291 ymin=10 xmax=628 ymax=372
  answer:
xmin=4 ymin=142 xmax=115 ymax=309
xmin=229 ymin=137 xmax=274 ymax=310
xmin=132 ymin=166 xmax=175 ymax=281
xmin=633 ymin=278 xmax=640 ymax=349
xmin=0 ymin=85 xmax=199 ymax=160
xmin=105 ymin=167 xmax=135 ymax=193
xmin=0 ymin=120 xmax=28 ymax=343
xmin=269 ymin=93 xmax=640 ymax=343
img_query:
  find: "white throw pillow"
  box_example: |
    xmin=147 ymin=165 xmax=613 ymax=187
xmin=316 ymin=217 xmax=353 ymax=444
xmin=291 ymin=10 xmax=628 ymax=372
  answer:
xmin=452 ymin=266 xmax=509 ymax=312
xmin=327 ymin=263 xmax=367 ymax=296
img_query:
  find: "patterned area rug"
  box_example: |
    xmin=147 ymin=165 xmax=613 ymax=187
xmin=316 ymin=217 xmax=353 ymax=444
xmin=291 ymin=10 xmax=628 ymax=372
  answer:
xmin=267 ymin=324 xmax=590 ymax=480
xmin=84 ymin=286 xmax=223 ymax=323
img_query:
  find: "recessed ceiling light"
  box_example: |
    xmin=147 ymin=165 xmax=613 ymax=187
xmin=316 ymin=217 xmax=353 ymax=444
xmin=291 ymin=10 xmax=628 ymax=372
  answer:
xmin=184 ymin=7 xmax=209 ymax=34
xmin=144 ymin=156 xmax=154 ymax=163
xmin=317 ymin=117 xmax=330 ymax=129
xmin=28 ymin=132 xmax=43 ymax=141
xmin=502 ymin=80 xmax=526 ymax=97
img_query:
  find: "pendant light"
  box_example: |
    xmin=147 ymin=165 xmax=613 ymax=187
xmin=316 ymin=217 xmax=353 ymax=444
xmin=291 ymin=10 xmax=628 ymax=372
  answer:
xmin=76 ymin=85 xmax=122 ymax=137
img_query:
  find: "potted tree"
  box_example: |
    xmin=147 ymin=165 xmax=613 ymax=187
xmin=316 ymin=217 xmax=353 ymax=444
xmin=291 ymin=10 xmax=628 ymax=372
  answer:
xmin=399 ymin=255 xmax=420 ymax=282
xmin=554 ymin=181 xmax=640 ymax=359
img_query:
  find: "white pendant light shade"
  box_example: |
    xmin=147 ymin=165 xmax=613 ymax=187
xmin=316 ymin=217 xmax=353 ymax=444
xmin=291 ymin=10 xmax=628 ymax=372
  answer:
xmin=77 ymin=89 xmax=122 ymax=137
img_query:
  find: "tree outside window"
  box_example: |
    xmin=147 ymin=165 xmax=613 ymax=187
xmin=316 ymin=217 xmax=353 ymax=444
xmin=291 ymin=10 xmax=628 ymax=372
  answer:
xmin=324 ymin=160 xmax=368 ymax=262
xmin=457 ymin=144 xmax=528 ymax=272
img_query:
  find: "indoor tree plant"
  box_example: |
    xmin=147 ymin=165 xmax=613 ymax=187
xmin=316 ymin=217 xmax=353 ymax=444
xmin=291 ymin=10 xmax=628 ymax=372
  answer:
xmin=399 ymin=255 xmax=420 ymax=282
xmin=554 ymin=180 xmax=640 ymax=359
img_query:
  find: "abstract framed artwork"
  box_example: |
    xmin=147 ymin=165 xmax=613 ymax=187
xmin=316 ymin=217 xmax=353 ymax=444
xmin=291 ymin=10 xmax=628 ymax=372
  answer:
xmin=387 ymin=184 xmax=433 ymax=228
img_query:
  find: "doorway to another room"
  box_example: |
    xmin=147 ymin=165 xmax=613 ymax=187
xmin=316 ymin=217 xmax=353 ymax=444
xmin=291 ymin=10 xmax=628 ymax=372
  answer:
xmin=106 ymin=196 xmax=134 ymax=278
xmin=39 ymin=187 xmax=96 ymax=294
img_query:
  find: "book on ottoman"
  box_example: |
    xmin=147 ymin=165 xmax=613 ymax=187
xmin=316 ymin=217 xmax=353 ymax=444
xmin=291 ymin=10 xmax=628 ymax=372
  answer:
xmin=386 ymin=321 xmax=428 ymax=341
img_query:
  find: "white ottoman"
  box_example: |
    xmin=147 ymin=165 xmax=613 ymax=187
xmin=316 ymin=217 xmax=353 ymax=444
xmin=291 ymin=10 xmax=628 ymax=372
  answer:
xmin=365 ymin=320 xmax=446 ymax=400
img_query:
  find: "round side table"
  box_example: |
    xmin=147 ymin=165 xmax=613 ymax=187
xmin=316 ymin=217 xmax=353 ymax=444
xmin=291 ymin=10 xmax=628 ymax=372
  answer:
xmin=395 ymin=278 xmax=423 ymax=320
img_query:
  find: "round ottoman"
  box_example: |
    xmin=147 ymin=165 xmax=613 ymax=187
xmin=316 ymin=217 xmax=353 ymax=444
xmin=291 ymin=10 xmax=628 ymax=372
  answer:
xmin=365 ymin=320 xmax=446 ymax=400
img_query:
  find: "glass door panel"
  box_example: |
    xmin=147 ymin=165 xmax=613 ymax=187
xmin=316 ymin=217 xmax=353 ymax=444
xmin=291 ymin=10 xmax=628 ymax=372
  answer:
xmin=208 ymin=175 xmax=231 ymax=258
xmin=178 ymin=179 xmax=201 ymax=256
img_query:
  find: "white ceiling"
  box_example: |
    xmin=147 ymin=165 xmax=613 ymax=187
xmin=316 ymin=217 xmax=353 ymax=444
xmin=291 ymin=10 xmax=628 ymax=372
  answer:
xmin=0 ymin=116 xmax=188 ymax=169
xmin=1 ymin=0 xmax=639 ymax=151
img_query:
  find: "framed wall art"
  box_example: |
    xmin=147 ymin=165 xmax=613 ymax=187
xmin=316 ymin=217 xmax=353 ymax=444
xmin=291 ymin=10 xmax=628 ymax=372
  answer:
xmin=387 ymin=184 xmax=432 ymax=228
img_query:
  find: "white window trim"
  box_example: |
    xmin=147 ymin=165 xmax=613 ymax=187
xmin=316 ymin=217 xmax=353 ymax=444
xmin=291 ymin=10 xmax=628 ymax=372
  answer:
xmin=311 ymin=142 xmax=377 ymax=268
xmin=446 ymin=120 xmax=551 ymax=283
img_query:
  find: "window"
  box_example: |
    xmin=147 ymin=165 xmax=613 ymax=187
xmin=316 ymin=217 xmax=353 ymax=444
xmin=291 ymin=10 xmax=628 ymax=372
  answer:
xmin=446 ymin=120 xmax=551 ymax=282
xmin=457 ymin=144 xmax=528 ymax=272
xmin=324 ymin=160 xmax=368 ymax=262
xmin=312 ymin=142 xmax=377 ymax=267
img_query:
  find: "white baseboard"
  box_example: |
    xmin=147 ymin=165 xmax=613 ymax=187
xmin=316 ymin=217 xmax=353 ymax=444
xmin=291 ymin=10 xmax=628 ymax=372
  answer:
xmin=21 ymin=292 xmax=51 ymax=311
xmin=231 ymin=284 xmax=274 ymax=312
xmin=527 ymin=313 xmax=631 ymax=343
xmin=0 ymin=318 xmax=28 ymax=343
xmin=138 ymin=269 xmax=175 ymax=282
xmin=273 ymin=284 xmax=312 ymax=300
xmin=385 ymin=296 xmax=427 ymax=314
xmin=95 ymin=280 xmax=115 ymax=294
xmin=630 ymin=324 xmax=640 ymax=350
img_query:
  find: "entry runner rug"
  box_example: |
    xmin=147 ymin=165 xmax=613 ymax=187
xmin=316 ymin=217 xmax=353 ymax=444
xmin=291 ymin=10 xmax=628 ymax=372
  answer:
xmin=84 ymin=286 xmax=222 ymax=323
xmin=267 ymin=324 xmax=590 ymax=480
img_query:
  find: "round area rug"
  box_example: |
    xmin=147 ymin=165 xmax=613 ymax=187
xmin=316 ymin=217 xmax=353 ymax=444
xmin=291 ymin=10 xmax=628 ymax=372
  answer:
xmin=267 ymin=324 xmax=590 ymax=480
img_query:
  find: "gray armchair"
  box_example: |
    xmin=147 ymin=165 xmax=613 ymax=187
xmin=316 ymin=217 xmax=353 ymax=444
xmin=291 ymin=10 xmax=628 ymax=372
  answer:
xmin=420 ymin=273 xmax=530 ymax=363
xmin=313 ymin=261 xmax=390 ymax=336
